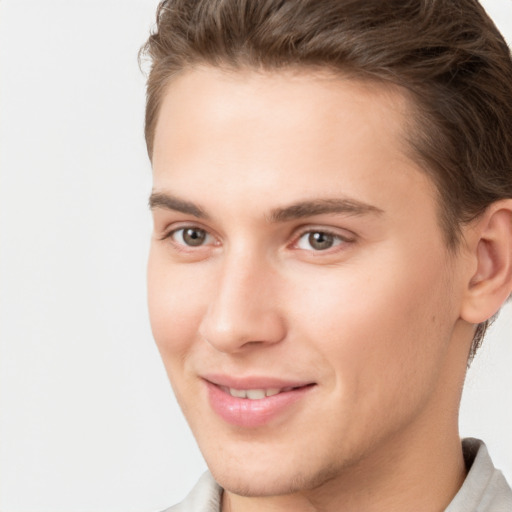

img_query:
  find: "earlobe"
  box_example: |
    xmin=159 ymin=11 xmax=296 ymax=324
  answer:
xmin=461 ymin=200 xmax=512 ymax=324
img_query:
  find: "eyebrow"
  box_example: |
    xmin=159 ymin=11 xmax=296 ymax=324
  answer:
xmin=268 ymin=198 xmax=383 ymax=222
xmin=148 ymin=192 xmax=383 ymax=222
xmin=149 ymin=192 xmax=208 ymax=219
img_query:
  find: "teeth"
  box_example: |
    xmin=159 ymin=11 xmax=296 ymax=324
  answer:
xmin=227 ymin=387 xmax=284 ymax=399
xmin=246 ymin=389 xmax=266 ymax=400
xmin=230 ymin=388 xmax=247 ymax=398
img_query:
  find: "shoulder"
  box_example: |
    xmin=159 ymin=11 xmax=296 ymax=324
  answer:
xmin=160 ymin=471 xmax=222 ymax=512
xmin=446 ymin=438 xmax=512 ymax=512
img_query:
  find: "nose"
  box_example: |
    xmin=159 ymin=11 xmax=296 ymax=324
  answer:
xmin=198 ymin=252 xmax=286 ymax=354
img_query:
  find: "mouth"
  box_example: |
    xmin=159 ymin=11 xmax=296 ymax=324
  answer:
xmin=220 ymin=385 xmax=310 ymax=400
xmin=203 ymin=376 xmax=316 ymax=427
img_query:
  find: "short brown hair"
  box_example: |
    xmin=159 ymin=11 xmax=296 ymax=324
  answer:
xmin=140 ymin=0 xmax=512 ymax=358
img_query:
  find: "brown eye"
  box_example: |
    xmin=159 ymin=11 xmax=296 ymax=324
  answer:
xmin=173 ymin=227 xmax=210 ymax=247
xmin=308 ymin=232 xmax=334 ymax=250
xmin=297 ymin=231 xmax=344 ymax=251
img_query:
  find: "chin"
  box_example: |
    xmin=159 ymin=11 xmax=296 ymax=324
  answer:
xmin=211 ymin=469 xmax=307 ymax=498
xmin=207 ymin=454 xmax=342 ymax=498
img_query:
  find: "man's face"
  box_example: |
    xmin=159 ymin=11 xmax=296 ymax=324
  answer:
xmin=148 ymin=67 xmax=471 ymax=498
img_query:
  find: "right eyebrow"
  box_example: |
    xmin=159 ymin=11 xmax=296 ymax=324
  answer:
xmin=148 ymin=192 xmax=208 ymax=219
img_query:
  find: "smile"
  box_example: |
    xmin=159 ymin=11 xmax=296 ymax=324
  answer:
xmin=204 ymin=378 xmax=316 ymax=427
xmin=222 ymin=386 xmax=298 ymax=399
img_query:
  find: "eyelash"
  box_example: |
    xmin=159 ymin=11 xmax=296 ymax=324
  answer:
xmin=161 ymin=226 xmax=216 ymax=253
xmin=162 ymin=225 xmax=354 ymax=254
xmin=294 ymin=228 xmax=352 ymax=252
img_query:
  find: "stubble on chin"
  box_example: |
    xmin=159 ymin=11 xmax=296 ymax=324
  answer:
xmin=217 ymin=459 xmax=344 ymax=500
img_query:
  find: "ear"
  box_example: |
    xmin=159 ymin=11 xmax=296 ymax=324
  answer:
xmin=460 ymin=199 xmax=512 ymax=324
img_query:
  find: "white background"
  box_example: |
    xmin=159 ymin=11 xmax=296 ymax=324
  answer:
xmin=0 ymin=1 xmax=511 ymax=511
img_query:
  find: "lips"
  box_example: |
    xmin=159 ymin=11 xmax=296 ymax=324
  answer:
xmin=223 ymin=386 xmax=288 ymax=399
xmin=203 ymin=375 xmax=316 ymax=427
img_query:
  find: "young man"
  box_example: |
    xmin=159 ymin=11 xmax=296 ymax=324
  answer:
xmin=142 ymin=1 xmax=512 ymax=510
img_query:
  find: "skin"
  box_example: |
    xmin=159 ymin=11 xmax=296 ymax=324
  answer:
xmin=148 ymin=66 xmax=489 ymax=511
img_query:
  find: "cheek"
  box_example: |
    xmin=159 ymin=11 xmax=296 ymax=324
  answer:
xmin=284 ymin=259 xmax=454 ymax=455
xmin=287 ymin=247 xmax=454 ymax=394
xmin=147 ymin=247 xmax=208 ymax=359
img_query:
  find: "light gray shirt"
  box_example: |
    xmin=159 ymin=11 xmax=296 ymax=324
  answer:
xmin=163 ymin=439 xmax=512 ymax=512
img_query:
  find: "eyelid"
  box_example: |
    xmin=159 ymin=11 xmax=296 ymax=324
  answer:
xmin=157 ymin=222 xmax=355 ymax=254
xmin=291 ymin=226 xmax=356 ymax=251
xmin=160 ymin=222 xmax=219 ymax=246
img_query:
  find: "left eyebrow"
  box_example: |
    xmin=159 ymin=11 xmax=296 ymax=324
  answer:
xmin=148 ymin=191 xmax=208 ymax=219
xmin=268 ymin=198 xmax=383 ymax=223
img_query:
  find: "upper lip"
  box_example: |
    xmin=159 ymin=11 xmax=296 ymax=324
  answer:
xmin=202 ymin=374 xmax=315 ymax=390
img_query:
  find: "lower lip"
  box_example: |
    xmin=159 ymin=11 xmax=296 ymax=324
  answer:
xmin=205 ymin=381 xmax=314 ymax=428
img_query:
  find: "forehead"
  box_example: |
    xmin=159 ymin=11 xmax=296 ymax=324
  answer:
xmin=151 ymin=66 xmax=436 ymax=223
xmin=153 ymin=65 xmax=412 ymax=162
